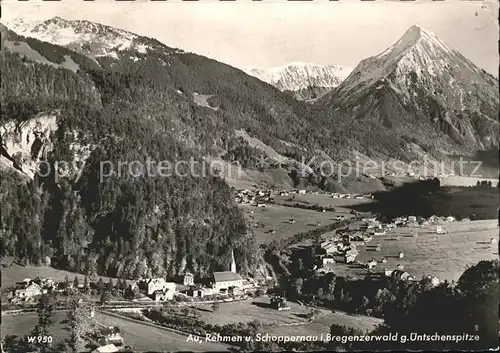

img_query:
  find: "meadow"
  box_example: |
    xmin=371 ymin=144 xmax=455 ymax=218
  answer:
xmin=1 ymin=311 xmax=228 ymax=352
xmin=191 ymin=296 xmax=381 ymax=334
xmin=239 ymin=203 xmax=353 ymax=245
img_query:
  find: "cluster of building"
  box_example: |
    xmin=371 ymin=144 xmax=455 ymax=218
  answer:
xmin=314 ymin=234 xmax=362 ymax=270
xmin=313 ymin=217 xmax=407 ymax=273
xmin=8 ymin=251 xmax=263 ymax=306
xmin=390 ymin=215 xmax=460 ymax=228
xmin=234 ymin=188 xmax=274 ymax=206
xmin=182 ymin=251 xmax=262 ymax=299
xmin=8 ymin=278 xmax=46 ymax=302
xmin=330 ymin=193 xmax=374 ymax=200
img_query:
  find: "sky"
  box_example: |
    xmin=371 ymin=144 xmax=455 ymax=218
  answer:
xmin=2 ymin=0 xmax=499 ymax=75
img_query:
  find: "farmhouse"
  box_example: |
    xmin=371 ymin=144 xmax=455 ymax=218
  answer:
xmin=92 ymin=344 xmax=120 ymax=353
xmin=392 ymin=270 xmax=411 ymax=281
xmin=346 ymin=248 xmax=359 ymax=257
xmin=424 ymin=275 xmax=441 ymax=287
xmin=143 ymin=278 xmax=176 ymax=296
xmin=213 ymin=272 xmax=243 ymax=292
xmin=188 ymin=286 xmax=215 ymax=298
xmin=322 ymin=257 xmax=335 ymax=266
xmin=334 ymin=254 xmax=356 ymax=264
xmin=14 ymin=282 xmax=42 ymax=300
xmin=367 ymin=259 xmax=377 ymax=269
xmin=99 ymin=327 xmax=124 ymax=347
xmin=271 ymin=296 xmax=290 ymax=310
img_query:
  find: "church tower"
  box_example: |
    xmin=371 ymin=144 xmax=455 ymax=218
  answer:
xmin=230 ymin=249 xmax=237 ymax=273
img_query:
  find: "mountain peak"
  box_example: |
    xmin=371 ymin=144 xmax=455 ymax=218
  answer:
xmin=5 ymin=16 xmax=145 ymax=58
xmin=377 ymin=25 xmax=451 ymax=63
xmin=334 ymin=25 xmax=457 ymax=98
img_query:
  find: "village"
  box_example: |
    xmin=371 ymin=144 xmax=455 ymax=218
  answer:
xmin=6 ymin=249 xmax=267 ymax=306
xmin=308 ymin=213 xmax=497 ymax=284
xmin=232 ymin=188 xmax=375 ymax=207
xmin=3 ymin=202 xmax=498 ymax=352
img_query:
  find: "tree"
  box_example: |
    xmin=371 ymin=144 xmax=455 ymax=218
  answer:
xmin=181 ymin=307 xmax=189 ymax=316
xmin=73 ymin=276 xmax=79 ymax=289
xmin=83 ymin=275 xmax=89 ymax=293
xmin=64 ymin=274 xmax=70 ymax=289
xmin=100 ymin=290 xmax=110 ymax=304
xmin=97 ymin=277 xmax=105 ymax=292
xmin=66 ymin=295 xmax=96 ymax=353
xmin=107 ymin=278 xmax=114 ymax=291
xmin=292 ymin=278 xmax=304 ymax=298
xmin=211 ymin=302 xmax=220 ymax=312
xmin=456 ymin=260 xmax=499 ymax=348
xmin=360 ymin=296 xmax=370 ymax=313
xmin=30 ymin=294 xmax=55 ymax=352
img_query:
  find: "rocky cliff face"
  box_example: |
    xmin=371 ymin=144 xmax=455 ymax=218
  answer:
xmin=0 ymin=113 xmax=58 ymax=178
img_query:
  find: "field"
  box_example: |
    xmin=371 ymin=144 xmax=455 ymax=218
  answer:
xmin=240 ymin=203 xmax=353 ymax=244
xmin=327 ymin=219 xmax=499 ymax=281
xmin=2 ymin=312 xmax=69 ymax=345
xmin=93 ymin=311 xmax=228 ymax=351
xmin=268 ymin=311 xmax=383 ymax=336
xmin=1 ymin=264 xmax=136 ymax=290
xmin=273 ymin=193 xmax=373 ymax=211
xmin=439 ymin=176 xmax=498 ymax=187
xmin=192 ymin=296 xmax=381 ymax=334
xmin=1 ymin=311 xmax=228 ymax=352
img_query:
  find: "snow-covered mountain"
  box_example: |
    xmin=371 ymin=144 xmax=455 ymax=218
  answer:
xmin=316 ymin=25 xmax=499 ymax=155
xmin=244 ymin=62 xmax=352 ymax=102
xmin=3 ymin=17 xmax=178 ymax=59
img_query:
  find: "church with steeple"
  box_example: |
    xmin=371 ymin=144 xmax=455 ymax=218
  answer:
xmin=211 ymin=248 xmax=243 ymax=292
xmin=230 ymin=248 xmax=237 ymax=273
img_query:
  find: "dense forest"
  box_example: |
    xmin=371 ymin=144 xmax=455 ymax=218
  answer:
xmin=1 ymin=28 xmax=266 ymax=279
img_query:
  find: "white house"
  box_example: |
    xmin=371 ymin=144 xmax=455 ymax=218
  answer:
xmin=92 ymin=344 xmax=120 ymax=353
xmin=367 ymin=259 xmax=377 ymax=269
xmin=322 ymin=257 xmax=335 ymax=266
xmin=146 ymin=278 xmax=176 ymax=296
xmin=15 ymin=283 xmax=42 ymax=300
xmin=213 ymin=272 xmax=243 ymax=291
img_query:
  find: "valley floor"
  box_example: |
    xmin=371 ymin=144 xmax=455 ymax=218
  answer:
xmin=321 ymin=219 xmax=498 ymax=282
